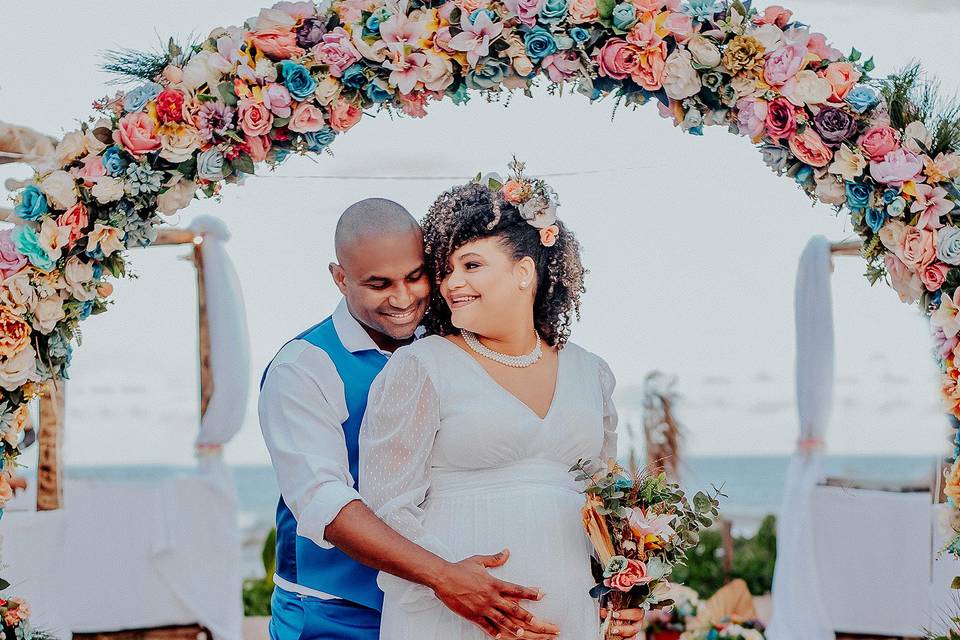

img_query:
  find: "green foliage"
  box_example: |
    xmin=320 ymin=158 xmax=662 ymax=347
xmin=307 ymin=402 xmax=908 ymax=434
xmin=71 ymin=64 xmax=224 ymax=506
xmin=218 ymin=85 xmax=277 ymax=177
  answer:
xmin=671 ymin=515 xmax=778 ymax=598
xmin=880 ymin=63 xmax=960 ymax=156
xmin=242 ymin=527 xmax=277 ymax=616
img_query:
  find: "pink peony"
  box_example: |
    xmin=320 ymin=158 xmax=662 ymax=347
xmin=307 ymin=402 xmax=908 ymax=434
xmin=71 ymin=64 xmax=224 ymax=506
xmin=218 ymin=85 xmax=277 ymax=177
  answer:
xmin=328 ymin=99 xmax=362 ymax=132
xmin=632 ymin=0 xmax=665 ymax=12
xmin=542 ymin=51 xmax=581 ymax=82
xmin=663 ymin=12 xmax=693 ymax=41
xmin=248 ymin=28 xmax=305 ymax=60
xmin=763 ymin=45 xmax=804 ymax=86
xmin=596 ymin=38 xmax=640 ymax=81
xmin=807 ymin=32 xmax=842 ymax=62
xmin=820 ymin=61 xmax=861 ymax=101
xmin=0 ymin=230 xmax=27 ymax=280
xmin=503 ymin=0 xmax=546 ymax=27
xmin=288 ymin=102 xmax=326 ymax=133
xmin=921 ymin=261 xmax=950 ymax=292
xmin=858 ymin=126 xmax=901 ymax=161
xmin=736 ymin=97 xmax=768 ymax=140
xmin=764 ymin=97 xmax=797 ymax=140
xmin=789 ymin=129 xmax=834 ymax=168
xmin=112 ymin=113 xmax=161 ymax=157
xmin=262 ymin=83 xmax=293 ymax=118
xmin=238 ymin=98 xmax=275 ymax=137
xmin=312 ymin=28 xmax=362 ymax=77
xmin=870 ymin=148 xmax=923 ymax=186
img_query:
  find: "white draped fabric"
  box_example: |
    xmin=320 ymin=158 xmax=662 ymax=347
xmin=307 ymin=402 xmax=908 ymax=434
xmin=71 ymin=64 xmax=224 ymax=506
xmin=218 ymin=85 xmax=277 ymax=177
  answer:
xmin=767 ymin=236 xmax=835 ymax=640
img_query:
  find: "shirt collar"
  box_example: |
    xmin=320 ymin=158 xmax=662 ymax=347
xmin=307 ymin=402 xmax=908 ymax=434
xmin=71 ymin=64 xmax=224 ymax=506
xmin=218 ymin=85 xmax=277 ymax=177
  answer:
xmin=332 ymin=299 xmax=390 ymax=356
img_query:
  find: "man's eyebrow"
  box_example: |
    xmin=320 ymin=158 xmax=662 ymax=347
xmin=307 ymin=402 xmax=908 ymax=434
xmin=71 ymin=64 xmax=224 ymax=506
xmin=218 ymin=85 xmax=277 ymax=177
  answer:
xmin=405 ymin=265 xmax=425 ymax=277
xmin=361 ymin=274 xmax=391 ymax=284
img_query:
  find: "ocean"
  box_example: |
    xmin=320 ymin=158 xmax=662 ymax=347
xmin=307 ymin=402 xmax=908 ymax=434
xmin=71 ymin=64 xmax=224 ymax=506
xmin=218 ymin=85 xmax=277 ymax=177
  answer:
xmin=58 ymin=454 xmax=939 ymax=579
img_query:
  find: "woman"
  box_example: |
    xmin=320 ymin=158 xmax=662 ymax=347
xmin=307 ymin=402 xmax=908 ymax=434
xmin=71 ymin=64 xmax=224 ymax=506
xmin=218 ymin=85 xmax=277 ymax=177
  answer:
xmin=359 ymin=166 xmax=630 ymax=639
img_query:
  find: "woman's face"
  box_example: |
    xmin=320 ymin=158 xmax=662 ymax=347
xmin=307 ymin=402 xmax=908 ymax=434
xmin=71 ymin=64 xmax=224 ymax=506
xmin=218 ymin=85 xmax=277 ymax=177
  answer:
xmin=439 ymin=236 xmax=535 ymax=336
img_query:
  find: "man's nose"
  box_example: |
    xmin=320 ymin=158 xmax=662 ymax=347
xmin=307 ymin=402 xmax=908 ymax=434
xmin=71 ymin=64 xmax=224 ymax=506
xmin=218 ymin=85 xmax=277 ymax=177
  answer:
xmin=390 ymin=283 xmax=414 ymax=309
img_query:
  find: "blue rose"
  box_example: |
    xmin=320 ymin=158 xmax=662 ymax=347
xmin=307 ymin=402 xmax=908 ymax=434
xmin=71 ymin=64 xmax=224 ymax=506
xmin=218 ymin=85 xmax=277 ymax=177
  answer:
xmin=845 ymin=181 xmax=873 ymax=210
xmin=524 ymin=27 xmax=557 ymax=62
xmin=365 ymin=80 xmax=392 ymax=103
xmin=882 ymin=188 xmax=899 ymax=205
xmin=469 ymin=8 xmax=498 ymax=23
xmin=123 ymin=82 xmax=162 ymax=114
xmin=887 ymin=196 xmax=907 ymax=217
xmin=612 ymin=3 xmax=637 ymax=30
xmin=539 ymin=0 xmax=568 ymax=24
xmin=102 ymin=146 xmax=128 ymax=177
xmin=794 ymin=165 xmax=814 ymax=186
xmin=342 ymin=64 xmax=367 ymax=90
xmin=569 ymin=27 xmax=590 ymax=44
xmin=845 ymin=84 xmax=879 ymax=114
xmin=305 ymin=127 xmax=338 ymax=152
xmin=197 ymin=148 xmax=225 ymax=181
xmin=280 ymin=61 xmax=318 ymax=101
xmin=14 ymin=185 xmax=48 ymax=221
xmin=78 ymin=300 xmax=94 ymax=322
xmin=865 ymin=208 xmax=886 ymax=233
xmin=14 ymin=225 xmax=54 ymax=271
xmin=365 ymin=8 xmax=391 ymax=35
xmin=465 ymin=58 xmax=509 ymax=90
xmin=449 ymin=82 xmax=471 ymax=105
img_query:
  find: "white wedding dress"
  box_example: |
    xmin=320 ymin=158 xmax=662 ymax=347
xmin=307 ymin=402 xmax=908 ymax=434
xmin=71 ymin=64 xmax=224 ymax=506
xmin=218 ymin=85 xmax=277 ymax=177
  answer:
xmin=359 ymin=335 xmax=618 ymax=640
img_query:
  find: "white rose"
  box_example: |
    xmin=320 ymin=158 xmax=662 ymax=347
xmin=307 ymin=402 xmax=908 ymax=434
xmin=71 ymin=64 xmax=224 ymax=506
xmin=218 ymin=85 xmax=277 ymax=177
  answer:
xmin=903 ymin=120 xmax=933 ymax=155
xmin=32 ymin=295 xmax=66 ymax=334
xmin=422 ymin=54 xmax=454 ymax=92
xmin=254 ymin=7 xmax=297 ymax=30
xmin=182 ymin=51 xmax=224 ymax=91
xmin=662 ymin=48 xmax=702 ymax=100
xmin=92 ymin=177 xmax=125 ymax=204
xmin=64 ymin=256 xmax=96 ymax=301
xmin=157 ymin=179 xmax=198 ymax=216
xmin=55 ymin=131 xmax=88 ymax=166
xmin=748 ymin=23 xmax=784 ymax=51
xmin=0 ymin=272 xmax=37 ymax=315
xmin=40 ymin=170 xmax=78 ymax=210
xmin=314 ymin=77 xmax=342 ymax=107
xmin=159 ymin=125 xmax=202 ymax=163
xmin=783 ymin=69 xmax=833 ymax=106
xmin=687 ymin=34 xmax=721 ymax=68
xmin=814 ymin=175 xmax=846 ymax=205
xmin=0 ymin=344 xmax=40 ymax=391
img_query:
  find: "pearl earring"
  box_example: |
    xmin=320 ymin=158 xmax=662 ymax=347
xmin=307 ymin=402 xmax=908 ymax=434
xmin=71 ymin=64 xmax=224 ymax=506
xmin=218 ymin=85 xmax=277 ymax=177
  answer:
xmin=520 ymin=281 xmax=528 ymax=289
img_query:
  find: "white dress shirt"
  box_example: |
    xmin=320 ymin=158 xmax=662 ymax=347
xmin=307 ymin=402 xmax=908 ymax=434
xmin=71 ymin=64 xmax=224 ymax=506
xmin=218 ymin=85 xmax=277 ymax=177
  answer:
xmin=259 ymin=299 xmax=392 ymax=599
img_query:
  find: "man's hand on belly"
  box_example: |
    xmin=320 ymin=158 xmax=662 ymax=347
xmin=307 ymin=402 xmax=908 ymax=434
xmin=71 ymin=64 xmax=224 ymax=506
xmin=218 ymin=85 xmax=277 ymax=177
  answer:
xmin=432 ymin=548 xmax=560 ymax=639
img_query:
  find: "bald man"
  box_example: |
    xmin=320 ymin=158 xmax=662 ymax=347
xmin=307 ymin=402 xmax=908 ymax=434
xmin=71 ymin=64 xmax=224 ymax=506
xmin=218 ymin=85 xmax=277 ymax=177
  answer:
xmin=259 ymin=199 xmax=558 ymax=640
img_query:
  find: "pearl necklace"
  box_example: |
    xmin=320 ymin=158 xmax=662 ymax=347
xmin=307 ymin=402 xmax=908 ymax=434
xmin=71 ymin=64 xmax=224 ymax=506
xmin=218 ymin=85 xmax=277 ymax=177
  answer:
xmin=461 ymin=329 xmax=543 ymax=368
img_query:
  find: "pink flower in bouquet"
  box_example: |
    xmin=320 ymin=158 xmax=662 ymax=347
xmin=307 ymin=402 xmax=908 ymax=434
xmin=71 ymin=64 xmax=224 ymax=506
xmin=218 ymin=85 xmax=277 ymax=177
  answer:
xmin=736 ymin=98 xmax=768 ymax=140
xmin=385 ymin=53 xmax=429 ymax=95
xmin=764 ymin=97 xmax=797 ymax=140
xmin=0 ymin=472 xmax=12 ymax=505
xmin=604 ymin=559 xmax=651 ymax=592
xmin=820 ymin=62 xmax=861 ymax=101
xmin=156 ymin=89 xmax=186 ymax=123
xmin=633 ymin=0 xmax=665 ymax=13
xmin=245 ymin=135 xmax=272 ymax=163
xmin=313 ymin=28 xmax=362 ymax=77
xmin=763 ymin=44 xmax=804 ymax=86
xmin=539 ymin=225 xmax=560 ymax=247
xmin=752 ymin=4 xmax=792 ymax=27
xmin=449 ymin=11 xmax=503 ymax=67
xmin=328 ymin=98 xmax=362 ymax=132
xmin=238 ymin=98 xmax=275 ymax=137
xmin=807 ymin=32 xmax=842 ymax=62
xmin=626 ymin=18 xmax=662 ymax=50
xmin=542 ymin=51 xmax=581 ymax=82
xmin=663 ymin=12 xmax=693 ymax=41
xmin=632 ymin=45 xmax=667 ymax=91
xmin=628 ymin=508 xmax=676 ymax=541
xmin=399 ymin=92 xmax=432 ymax=118
xmin=0 ymin=231 xmax=27 ymax=280
xmin=262 ymin=83 xmax=293 ymax=118
xmin=274 ymin=1 xmax=316 ymax=20
xmin=249 ymin=28 xmax=306 ymax=60
xmin=921 ymin=261 xmax=950 ymax=292
xmin=289 ymin=102 xmax=326 ymax=132
xmin=56 ymin=203 xmax=89 ymax=249
xmin=870 ymin=149 xmax=923 ymax=186
xmin=568 ymin=0 xmax=599 ymax=23
xmin=503 ymin=0 xmax=546 ymax=27
xmin=858 ymin=126 xmax=900 ymax=161
xmin=112 ymin=113 xmax=161 ymax=157
xmin=71 ymin=154 xmax=106 ymax=187
xmin=455 ymin=0 xmax=491 ymax=14
xmin=380 ymin=14 xmax=430 ymax=54
xmin=596 ymin=39 xmax=641 ymax=80
xmin=900 ymin=226 xmax=937 ymax=272
xmin=433 ymin=26 xmax=458 ymax=55
xmin=911 ymin=184 xmax=956 ymax=231
xmin=789 ymin=129 xmax=833 ymax=168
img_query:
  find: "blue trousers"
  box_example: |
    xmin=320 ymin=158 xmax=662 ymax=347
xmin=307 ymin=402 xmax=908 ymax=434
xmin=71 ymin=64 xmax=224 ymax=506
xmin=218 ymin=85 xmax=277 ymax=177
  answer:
xmin=269 ymin=587 xmax=381 ymax=640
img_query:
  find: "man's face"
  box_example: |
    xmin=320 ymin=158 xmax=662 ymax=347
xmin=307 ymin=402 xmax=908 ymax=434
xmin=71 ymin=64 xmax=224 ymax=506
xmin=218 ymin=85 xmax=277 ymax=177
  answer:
xmin=331 ymin=228 xmax=430 ymax=342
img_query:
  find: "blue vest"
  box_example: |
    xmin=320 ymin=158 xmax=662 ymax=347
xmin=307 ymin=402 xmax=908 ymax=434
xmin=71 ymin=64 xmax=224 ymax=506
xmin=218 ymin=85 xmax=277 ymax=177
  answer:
xmin=262 ymin=315 xmax=387 ymax=611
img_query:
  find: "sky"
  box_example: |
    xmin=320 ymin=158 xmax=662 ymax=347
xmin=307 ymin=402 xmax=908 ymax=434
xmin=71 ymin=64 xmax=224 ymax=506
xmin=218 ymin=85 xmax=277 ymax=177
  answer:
xmin=1 ymin=0 xmax=959 ymax=467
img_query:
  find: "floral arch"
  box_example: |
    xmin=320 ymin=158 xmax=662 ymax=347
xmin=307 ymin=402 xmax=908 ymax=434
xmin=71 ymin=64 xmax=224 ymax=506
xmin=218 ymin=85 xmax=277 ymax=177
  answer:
xmin=2 ymin=0 xmax=960 ymax=556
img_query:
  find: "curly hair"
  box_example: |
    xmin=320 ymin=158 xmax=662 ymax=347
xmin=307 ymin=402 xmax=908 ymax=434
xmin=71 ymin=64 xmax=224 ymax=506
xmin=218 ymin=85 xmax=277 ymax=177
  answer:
xmin=421 ymin=181 xmax=586 ymax=348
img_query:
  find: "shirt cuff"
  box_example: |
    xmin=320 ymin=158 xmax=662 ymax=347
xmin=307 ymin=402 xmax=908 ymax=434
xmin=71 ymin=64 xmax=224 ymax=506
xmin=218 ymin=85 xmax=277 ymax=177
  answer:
xmin=295 ymin=483 xmax=364 ymax=550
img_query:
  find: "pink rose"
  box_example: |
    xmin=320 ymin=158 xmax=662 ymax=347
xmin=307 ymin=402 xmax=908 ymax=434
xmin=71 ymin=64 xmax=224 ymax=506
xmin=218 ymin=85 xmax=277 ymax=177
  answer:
xmin=248 ymin=28 xmax=306 ymax=60
xmin=503 ymin=0 xmax=546 ymax=27
xmin=289 ymin=102 xmax=326 ymax=133
xmin=112 ymin=113 xmax=162 ymax=157
xmin=56 ymin=203 xmax=89 ymax=249
xmin=0 ymin=230 xmax=27 ymax=280
xmin=328 ymin=99 xmax=362 ymax=132
xmin=807 ymin=32 xmax=842 ymax=62
xmin=246 ymin=135 xmax=272 ymax=163
xmin=312 ymin=28 xmax=362 ymax=77
xmin=596 ymin=38 xmax=640 ymax=81
xmin=633 ymin=46 xmax=667 ymax=91
xmin=921 ymin=261 xmax=950 ymax=292
xmin=542 ymin=51 xmax=581 ymax=82
xmin=764 ymin=97 xmax=797 ymax=140
xmin=568 ymin=0 xmax=599 ymax=23
xmin=238 ymin=98 xmax=275 ymax=137
xmin=884 ymin=253 xmax=923 ymax=303
xmin=820 ymin=61 xmax=861 ymax=101
xmin=858 ymin=126 xmax=901 ymax=161
xmin=662 ymin=13 xmax=693 ymax=41
xmin=603 ymin=559 xmax=651 ymax=592
xmin=632 ymin=0 xmax=664 ymax=11
xmin=70 ymin=154 xmax=106 ymax=187
xmin=900 ymin=226 xmax=937 ymax=272
xmin=753 ymin=4 xmax=792 ymax=27
xmin=789 ymin=129 xmax=833 ymax=168
xmin=736 ymin=97 xmax=768 ymax=139
xmin=763 ymin=45 xmax=804 ymax=86
xmin=262 ymin=83 xmax=293 ymax=118
xmin=870 ymin=148 xmax=923 ymax=186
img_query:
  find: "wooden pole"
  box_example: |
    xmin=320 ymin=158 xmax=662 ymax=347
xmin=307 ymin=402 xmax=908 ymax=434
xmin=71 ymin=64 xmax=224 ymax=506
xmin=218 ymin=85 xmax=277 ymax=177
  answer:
xmin=722 ymin=519 xmax=734 ymax=583
xmin=194 ymin=239 xmax=214 ymax=420
xmin=36 ymin=380 xmax=65 ymax=511
xmin=830 ymin=240 xmax=862 ymax=256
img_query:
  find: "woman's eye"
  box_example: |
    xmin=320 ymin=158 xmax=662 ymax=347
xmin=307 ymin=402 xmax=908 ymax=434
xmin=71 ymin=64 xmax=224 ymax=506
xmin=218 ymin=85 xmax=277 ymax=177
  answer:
xmin=465 ymin=262 xmax=480 ymax=270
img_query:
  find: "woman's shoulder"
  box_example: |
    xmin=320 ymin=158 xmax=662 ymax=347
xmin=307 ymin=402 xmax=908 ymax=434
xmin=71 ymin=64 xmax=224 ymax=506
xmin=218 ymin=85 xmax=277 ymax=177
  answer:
xmin=388 ymin=334 xmax=453 ymax=372
xmin=562 ymin=341 xmax=616 ymax=389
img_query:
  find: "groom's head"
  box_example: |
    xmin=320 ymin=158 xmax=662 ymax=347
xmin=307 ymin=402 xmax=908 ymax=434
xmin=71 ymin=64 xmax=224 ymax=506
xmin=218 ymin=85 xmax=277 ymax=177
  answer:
xmin=330 ymin=198 xmax=430 ymax=345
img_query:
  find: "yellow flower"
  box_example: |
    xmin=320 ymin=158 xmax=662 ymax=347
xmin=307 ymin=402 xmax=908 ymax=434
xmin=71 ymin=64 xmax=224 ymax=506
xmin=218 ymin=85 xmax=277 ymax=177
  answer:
xmin=722 ymin=35 xmax=765 ymax=75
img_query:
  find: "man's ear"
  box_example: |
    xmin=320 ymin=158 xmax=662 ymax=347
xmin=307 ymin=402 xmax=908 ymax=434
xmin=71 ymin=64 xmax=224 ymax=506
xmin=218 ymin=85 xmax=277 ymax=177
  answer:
xmin=329 ymin=262 xmax=348 ymax=296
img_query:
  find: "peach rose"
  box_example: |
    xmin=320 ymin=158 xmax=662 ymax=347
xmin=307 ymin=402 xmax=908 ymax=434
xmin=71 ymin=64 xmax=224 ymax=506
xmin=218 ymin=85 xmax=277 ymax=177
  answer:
xmin=1 ymin=272 xmax=37 ymax=316
xmin=604 ymin=559 xmax=651 ymax=592
xmin=248 ymin=28 xmax=306 ymax=60
xmin=539 ymin=225 xmax=560 ymax=247
xmin=921 ymin=261 xmax=950 ymax=292
xmin=289 ymin=102 xmax=326 ymax=133
xmin=56 ymin=203 xmax=89 ymax=249
xmin=246 ymin=135 xmax=272 ymax=163
xmin=788 ymin=129 xmax=833 ymax=168
xmin=878 ymin=219 xmax=906 ymax=255
xmin=0 ymin=343 xmax=40 ymax=391
xmin=753 ymin=4 xmax=792 ymax=27
xmin=900 ymin=226 xmax=937 ymax=272
xmin=632 ymin=45 xmax=667 ymax=91
xmin=858 ymin=126 xmax=900 ymax=161
xmin=820 ymin=62 xmax=861 ymax=101
xmin=32 ymin=295 xmax=65 ymax=334
xmin=0 ymin=307 xmax=31 ymax=359
xmin=501 ymin=180 xmax=528 ymax=204
xmin=328 ymin=99 xmax=362 ymax=132
xmin=568 ymin=0 xmax=599 ymax=22
xmin=238 ymin=98 xmax=275 ymax=137
xmin=112 ymin=113 xmax=162 ymax=158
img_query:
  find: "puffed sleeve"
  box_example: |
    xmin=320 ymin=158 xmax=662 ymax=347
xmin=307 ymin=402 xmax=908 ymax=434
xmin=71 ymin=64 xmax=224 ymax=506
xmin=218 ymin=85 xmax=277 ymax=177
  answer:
xmin=359 ymin=347 xmax=452 ymax=610
xmin=598 ymin=357 xmax=619 ymax=464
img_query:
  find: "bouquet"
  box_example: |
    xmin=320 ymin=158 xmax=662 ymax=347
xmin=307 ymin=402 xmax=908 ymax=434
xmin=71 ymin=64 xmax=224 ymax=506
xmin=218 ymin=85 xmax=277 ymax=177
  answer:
xmin=571 ymin=459 xmax=720 ymax=639
xmin=680 ymin=617 xmax=766 ymax=640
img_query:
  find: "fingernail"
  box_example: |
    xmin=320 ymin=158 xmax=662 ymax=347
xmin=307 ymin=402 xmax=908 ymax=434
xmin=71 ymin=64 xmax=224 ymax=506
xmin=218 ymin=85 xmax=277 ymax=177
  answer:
xmin=612 ymin=612 xmax=620 ymax=619
xmin=537 ymin=589 xmax=544 ymax=600
xmin=516 ymin=628 xmax=524 ymax=637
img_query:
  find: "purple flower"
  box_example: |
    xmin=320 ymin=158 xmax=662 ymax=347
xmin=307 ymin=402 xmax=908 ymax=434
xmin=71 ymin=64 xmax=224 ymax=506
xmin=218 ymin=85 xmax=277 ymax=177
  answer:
xmin=296 ymin=18 xmax=327 ymax=48
xmin=196 ymin=102 xmax=236 ymax=142
xmin=813 ymin=106 xmax=858 ymax=145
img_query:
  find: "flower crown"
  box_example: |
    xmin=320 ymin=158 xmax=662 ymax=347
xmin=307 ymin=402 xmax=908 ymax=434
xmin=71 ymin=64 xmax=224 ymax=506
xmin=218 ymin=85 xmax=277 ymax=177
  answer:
xmin=473 ymin=158 xmax=561 ymax=247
